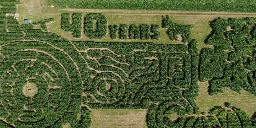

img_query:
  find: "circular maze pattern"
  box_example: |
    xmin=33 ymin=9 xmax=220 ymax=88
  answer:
xmin=146 ymin=99 xmax=194 ymax=128
xmin=0 ymin=41 xmax=82 ymax=127
xmin=82 ymin=48 xmax=129 ymax=104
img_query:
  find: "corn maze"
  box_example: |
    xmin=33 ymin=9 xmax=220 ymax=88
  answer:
xmin=1 ymin=0 xmax=256 ymax=128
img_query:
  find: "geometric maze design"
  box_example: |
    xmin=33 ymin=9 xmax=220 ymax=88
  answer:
xmin=0 ymin=40 xmax=194 ymax=127
xmin=0 ymin=41 xmax=83 ymax=127
xmin=76 ymin=42 xmax=193 ymax=108
xmin=2 ymin=1 xmax=255 ymax=126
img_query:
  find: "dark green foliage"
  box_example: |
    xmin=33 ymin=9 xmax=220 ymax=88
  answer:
xmin=184 ymin=40 xmax=199 ymax=106
xmin=182 ymin=115 xmax=221 ymax=128
xmin=49 ymin=0 xmax=256 ymax=12
xmin=146 ymin=102 xmax=254 ymax=128
xmin=140 ymin=24 xmax=150 ymax=40
xmin=84 ymin=13 xmax=107 ymax=39
xmin=209 ymin=61 xmax=250 ymax=95
xmin=162 ymin=15 xmax=171 ymax=28
xmin=61 ymin=13 xmax=71 ymax=31
xmin=146 ymin=100 xmax=194 ymax=128
xmin=24 ymin=29 xmax=65 ymax=42
xmin=0 ymin=3 xmax=24 ymax=43
xmin=209 ymin=103 xmax=252 ymax=128
xmin=0 ymin=3 xmax=200 ymax=126
xmin=76 ymin=40 xmax=197 ymax=109
xmin=0 ymin=40 xmax=86 ymax=127
xmin=150 ymin=24 xmax=160 ymax=40
xmin=20 ymin=24 xmax=33 ymax=29
xmin=139 ymin=24 xmax=150 ymax=40
xmin=61 ymin=13 xmax=82 ymax=38
xmin=80 ymin=106 xmax=92 ymax=128
xmin=0 ymin=11 xmax=199 ymax=127
xmin=199 ymin=48 xmax=228 ymax=81
xmin=109 ymin=24 xmax=159 ymax=40
xmin=128 ymin=24 xmax=140 ymax=39
xmin=6 ymin=16 xmax=22 ymax=32
xmin=72 ymin=13 xmax=82 ymax=38
xmin=108 ymin=24 xmax=118 ymax=39
xmin=200 ymin=17 xmax=256 ymax=96
xmin=0 ymin=1 xmax=17 ymax=13
xmin=205 ymin=17 xmax=256 ymax=50
xmin=251 ymin=113 xmax=256 ymax=127
xmin=118 ymin=24 xmax=127 ymax=39
xmin=4 ymin=1 xmax=256 ymax=127
xmin=162 ymin=15 xmax=191 ymax=43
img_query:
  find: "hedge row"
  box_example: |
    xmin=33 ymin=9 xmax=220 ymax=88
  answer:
xmin=61 ymin=13 xmax=82 ymax=38
xmin=162 ymin=15 xmax=191 ymax=43
xmin=84 ymin=13 xmax=107 ymax=39
xmin=109 ymin=24 xmax=160 ymax=40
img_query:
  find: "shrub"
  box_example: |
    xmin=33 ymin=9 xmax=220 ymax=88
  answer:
xmin=84 ymin=13 xmax=107 ymax=39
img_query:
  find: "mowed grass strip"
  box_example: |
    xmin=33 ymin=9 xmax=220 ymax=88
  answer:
xmin=90 ymin=109 xmax=147 ymax=128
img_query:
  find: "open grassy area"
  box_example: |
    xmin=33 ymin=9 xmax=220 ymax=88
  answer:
xmin=196 ymin=82 xmax=256 ymax=116
xmin=90 ymin=109 xmax=147 ymax=128
xmin=48 ymin=0 xmax=256 ymax=12
xmin=16 ymin=0 xmax=59 ymax=23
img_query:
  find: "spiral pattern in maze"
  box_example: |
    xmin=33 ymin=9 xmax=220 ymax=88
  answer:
xmin=82 ymin=48 xmax=129 ymax=104
xmin=146 ymin=99 xmax=194 ymax=127
xmin=0 ymin=41 xmax=82 ymax=127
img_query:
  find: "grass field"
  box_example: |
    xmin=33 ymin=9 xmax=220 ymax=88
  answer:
xmin=90 ymin=109 xmax=147 ymax=128
xmin=48 ymin=0 xmax=256 ymax=12
xmin=196 ymin=82 xmax=256 ymax=116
